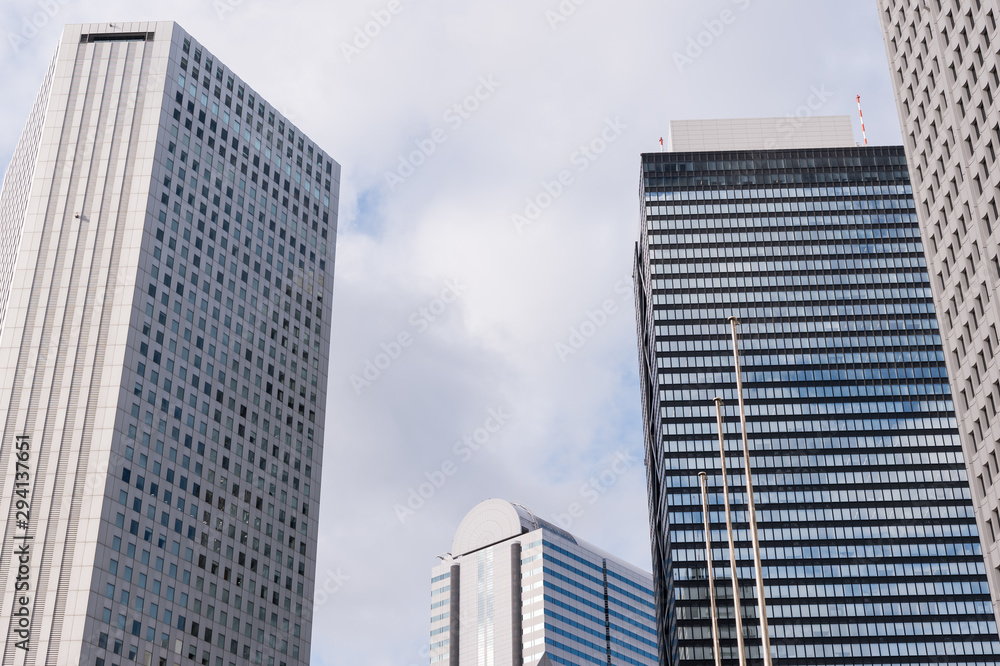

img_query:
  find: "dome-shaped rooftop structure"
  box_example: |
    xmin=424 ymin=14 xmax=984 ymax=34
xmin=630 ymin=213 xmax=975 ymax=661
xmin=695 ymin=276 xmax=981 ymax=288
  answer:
xmin=451 ymin=499 xmax=540 ymax=557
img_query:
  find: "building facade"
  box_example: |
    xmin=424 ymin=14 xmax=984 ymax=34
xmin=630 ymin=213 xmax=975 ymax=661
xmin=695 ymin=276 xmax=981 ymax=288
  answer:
xmin=877 ymin=0 xmax=1000 ymax=629
xmin=429 ymin=499 xmax=658 ymax=666
xmin=0 ymin=22 xmax=338 ymax=666
xmin=633 ymin=117 xmax=1000 ymax=664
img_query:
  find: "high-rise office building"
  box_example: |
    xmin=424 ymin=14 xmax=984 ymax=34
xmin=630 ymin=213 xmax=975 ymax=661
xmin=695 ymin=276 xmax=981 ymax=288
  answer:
xmin=633 ymin=116 xmax=1000 ymax=665
xmin=0 ymin=22 xmax=338 ymax=666
xmin=877 ymin=0 xmax=1000 ymax=628
xmin=429 ymin=499 xmax=658 ymax=666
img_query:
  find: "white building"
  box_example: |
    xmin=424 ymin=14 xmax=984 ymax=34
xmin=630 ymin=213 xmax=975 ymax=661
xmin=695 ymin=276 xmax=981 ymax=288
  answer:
xmin=0 ymin=22 xmax=339 ymax=666
xmin=878 ymin=0 xmax=1000 ymax=627
xmin=430 ymin=499 xmax=658 ymax=666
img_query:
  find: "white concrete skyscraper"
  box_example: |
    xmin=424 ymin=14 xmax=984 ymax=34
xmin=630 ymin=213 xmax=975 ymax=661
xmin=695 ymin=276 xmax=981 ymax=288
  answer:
xmin=878 ymin=0 xmax=1000 ymax=627
xmin=429 ymin=499 xmax=658 ymax=666
xmin=0 ymin=21 xmax=338 ymax=666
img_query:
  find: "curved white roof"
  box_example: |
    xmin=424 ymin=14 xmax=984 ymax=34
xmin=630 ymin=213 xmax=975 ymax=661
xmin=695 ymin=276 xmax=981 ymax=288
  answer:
xmin=448 ymin=498 xmax=652 ymax=581
xmin=452 ymin=499 xmax=541 ymax=557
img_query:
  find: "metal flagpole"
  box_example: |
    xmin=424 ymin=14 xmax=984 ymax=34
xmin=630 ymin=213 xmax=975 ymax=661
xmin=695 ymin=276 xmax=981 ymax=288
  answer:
xmin=699 ymin=472 xmax=722 ymax=666
xmin=713 ymin=397 xmax=746 ymax=666
xmin=728 ymin=317 xmax=773 ymax=666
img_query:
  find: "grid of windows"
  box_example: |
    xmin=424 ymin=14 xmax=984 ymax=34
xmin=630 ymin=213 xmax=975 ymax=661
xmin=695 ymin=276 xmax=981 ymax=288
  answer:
xmin=878 ymin=0 xmax=1000 ymax=628
xmin=432 ymin=501 xmax=658 ymax=665
xmin=86 ymin=26 xmax=337 ymax=666
xmin=0 ymin=51 xmax=55 ymax=333
xmin=634 ymin=146 xmax=1000 ymax=665
xmin=0 ymin=21 xmax=337 ymax=666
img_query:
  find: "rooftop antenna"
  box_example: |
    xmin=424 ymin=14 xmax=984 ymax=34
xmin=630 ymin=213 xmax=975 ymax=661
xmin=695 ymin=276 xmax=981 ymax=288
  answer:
xmin=856 ymin=95 xmax=868 ymax=146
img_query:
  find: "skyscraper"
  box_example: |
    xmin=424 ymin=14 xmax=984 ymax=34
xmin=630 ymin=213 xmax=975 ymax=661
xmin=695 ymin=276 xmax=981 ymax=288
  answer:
xmin=633 ymin=116 xmax=1000 ymax=665
xmin=0 ymin=21 xmax=338 ymax=666
xmin=429 ymin=498 xmax=658 ymax=666
xmin=877 ymin=0 xmax=1000 ymax=628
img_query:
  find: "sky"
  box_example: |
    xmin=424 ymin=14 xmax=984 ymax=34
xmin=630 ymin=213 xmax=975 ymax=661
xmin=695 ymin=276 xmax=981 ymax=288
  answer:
xmin=0 ymin=1 xmax=904 ymax=664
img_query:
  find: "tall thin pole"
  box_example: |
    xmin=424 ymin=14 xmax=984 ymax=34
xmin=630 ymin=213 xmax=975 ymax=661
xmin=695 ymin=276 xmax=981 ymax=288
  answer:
xmin=699 ymin=472 xmax=722 ymax=666
xmin=857 ymin=94 xmax=868 ymax=145
xmin=713 ymin=397 xmax=746 ymax=666
xmin=728 ymin=317 xmax=773 ymax=666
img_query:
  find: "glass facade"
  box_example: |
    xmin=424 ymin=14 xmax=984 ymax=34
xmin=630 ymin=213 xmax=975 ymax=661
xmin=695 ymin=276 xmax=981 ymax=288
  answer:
xmin=634 ymin=146 xmax=1000 ymax=665
xmin=431 ymin=499 xmax=658 ymax=666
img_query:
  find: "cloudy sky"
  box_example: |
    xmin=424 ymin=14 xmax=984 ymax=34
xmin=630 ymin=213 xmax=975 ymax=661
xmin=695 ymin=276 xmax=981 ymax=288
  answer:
xmin=0 ymin=1 xmax=903 ymax=664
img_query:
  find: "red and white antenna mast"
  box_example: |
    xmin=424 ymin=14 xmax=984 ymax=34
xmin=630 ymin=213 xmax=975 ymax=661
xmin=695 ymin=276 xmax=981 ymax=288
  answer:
xmin=856 ymin=94 xmax=868 ymax=145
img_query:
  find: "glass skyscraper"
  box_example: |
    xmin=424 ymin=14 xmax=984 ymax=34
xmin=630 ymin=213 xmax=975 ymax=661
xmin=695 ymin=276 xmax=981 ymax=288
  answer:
xmin=633 ymin=117 xmax=1000 ymax=665
xmin=0 ymin=22 xmax=337 ymax=666
xmin=430 ymin=499 xmax=658 ymax=666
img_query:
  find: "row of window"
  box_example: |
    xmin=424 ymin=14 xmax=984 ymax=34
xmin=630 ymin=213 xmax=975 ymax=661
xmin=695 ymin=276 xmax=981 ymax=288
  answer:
xmin=661 ymin=416 xmax=957 ymax=437
xmin=658 ymin=318 xmax=940 ymax=339
xmin=647 ymin=184 xmax=913 ymax=201
xmin=679 ymin=618 xmax=997 ymax=641
xmin=679 ymin=641 xmax=1000 ymax=661
xmin=669 ymin=518 xmax=979 ymax=544
xmin=654 ymin=301 xmax=934 ymax=322
xmin=671 ymin=540 xmax=981 ymax=565
xmin=654 ymin=244 xmax=926 ymax=264
xmin=674 ymin=555 xmax=984 ymax=581
xmin=650 ymin=257 xmax=928 ymax=278
xmin=659 ymin=371 xmax=942 ymax=394
xmin=662 ymin=435 xmax=967 ymax=458
xmin=643 ymin=152 xmax=909 ymax=173
xmin=644 ymin=169 xmax=912 ymax=190
xmin=661 ymin=347 xmax=946 ymax=365
xmin=648 ymin=197 xmax=915 ymax=218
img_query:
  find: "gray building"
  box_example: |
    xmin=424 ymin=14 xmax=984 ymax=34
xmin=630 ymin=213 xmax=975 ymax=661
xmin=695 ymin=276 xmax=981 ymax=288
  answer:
xmin=634 ymin=116 xmax=1000 ymax=664
xmin=877 ymin=0 xmax=1000 ymax=629
xmin=0 ymin=22 xmax=338 ymax=666
xmin=430 ymin=499 xmax=658 ymax=666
